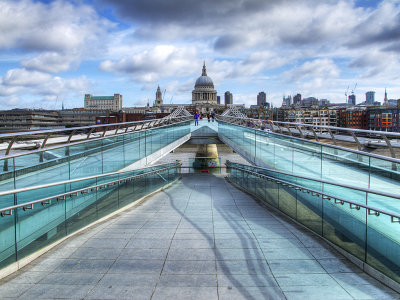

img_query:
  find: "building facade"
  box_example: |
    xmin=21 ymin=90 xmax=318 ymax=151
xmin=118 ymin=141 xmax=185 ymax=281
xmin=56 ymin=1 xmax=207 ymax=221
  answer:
xmin=278 ymin=107 xmax=337 ymax=131
xmin=59 ymin=109 xmax=110 ymax=127
xmin=84 ymin=94 xmax=123 ymax=110
xmin=368 ymin=108 xmax=400 ymax=132
xmin=339 ymin=107 xmax=368 ymax=129
xmin=348 ymin=94 xmax=356 ymax=106
xmin=257 ymin=92 xmax=267 ymax=107
xmin=224 ymin=91 xmax=233 ymax=105
xmin=293 ymin=94 xmax=302 ymax=107
xmin=192 ymin=63 xmax=217 ymax=105
xmin=282 ymin=95 xmax=291 ymax=107
xmin=302 ymin=97 xmax=318 ymax=107
xmin=366 ymin=91 xmax=375 ymax=105
xmin=0 ymin=109 xmax=60 ymax=132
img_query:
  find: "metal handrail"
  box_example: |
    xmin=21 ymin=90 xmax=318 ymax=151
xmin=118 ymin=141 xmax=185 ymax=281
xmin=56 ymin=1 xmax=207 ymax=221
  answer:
xmin=0 ymin=162 xmax=180 ymax=197
xmin=0 ymin=118 xmax=191 ymax=161
xmin=0 ymin=164 xmax=180 ymax=216
xmin=0 ymin=116 xmax=192 ymax=157
xmin=228 ymin=165 xmax=400 ymax=222
xmin=219 ymin=115 xmax=400 ymax=138
xmin=217 ymin=116 xmax=400 ymax=164
xmin=0 ymin=117 xmax=179 ymax=138
xmin=226 ymin=161 xmax=400 ymax=200
xmin=272 ymin=120 xmax=400 ymax=137
xmin=218 ymin=115 xmax=400 ymax=158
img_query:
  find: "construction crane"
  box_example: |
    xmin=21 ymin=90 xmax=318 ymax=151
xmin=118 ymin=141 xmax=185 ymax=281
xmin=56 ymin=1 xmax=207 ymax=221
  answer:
xmin=351 ymin=83 xmax=357 ymax=95
xmin=345 ymin=86 xmax=349 ymax=102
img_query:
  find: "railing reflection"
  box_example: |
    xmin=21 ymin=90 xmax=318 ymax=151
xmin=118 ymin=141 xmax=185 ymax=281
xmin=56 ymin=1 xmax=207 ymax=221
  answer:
xmin=227 ymin=162 xmax=400 ymax=286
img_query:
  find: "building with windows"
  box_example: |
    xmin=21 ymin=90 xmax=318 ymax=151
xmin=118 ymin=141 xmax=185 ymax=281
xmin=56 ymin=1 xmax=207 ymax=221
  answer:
xmin=293 ymin=94 xmax=302 ymax=106
xmin=368 ymin=108 xmax=400 ymax=132
xmin=279 ymin=107 xmax=337 ymax=131
xmin=301 ymin=97 xmax=318 ymax=107
xmin=0 ymin=109 xmax=60 ymax=132
xmin=318 ymin=99 xmax=330 ymax=107
xmin=348 ymin=94 xmax=356 ymax=106
xmin=224 ymin=91 xmax=233 ymax=105
xmin=84 ymin=94 xmax=123 ymax=111
xmin=339 ymin=107 xmax=368 ymax=129
xmin=59 ymin=109 xmax=110 ymax=127
xmin=257 ymin=92 xmax=267 ymax=107
xmin=282 ymin=95 xmax=292 ymax=107
xmin=366 ymin=91 xmax=375 ymax=105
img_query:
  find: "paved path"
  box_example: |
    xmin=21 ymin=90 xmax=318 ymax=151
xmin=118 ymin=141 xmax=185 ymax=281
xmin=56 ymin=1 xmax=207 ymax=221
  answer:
xmin=0 ymin=174 xmax=398 ymax=299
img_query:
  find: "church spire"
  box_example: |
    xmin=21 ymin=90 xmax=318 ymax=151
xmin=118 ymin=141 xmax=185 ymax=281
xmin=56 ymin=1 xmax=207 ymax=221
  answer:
xmin=384 ymin=88 xmax=388 ymax=106
xmin=202 ymin=61 xmax=207 ymax=76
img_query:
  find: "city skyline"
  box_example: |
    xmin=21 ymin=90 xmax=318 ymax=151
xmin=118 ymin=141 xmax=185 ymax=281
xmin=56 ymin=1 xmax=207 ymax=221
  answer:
xmin=0 ymin=0 xmax=399 ymax=110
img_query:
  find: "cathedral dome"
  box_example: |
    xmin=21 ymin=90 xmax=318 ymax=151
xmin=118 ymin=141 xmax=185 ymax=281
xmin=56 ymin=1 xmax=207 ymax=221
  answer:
xmin=194 ymin=62 xmax=214 ymax=88
xmin=192 ymin=61 xmax=217 ymax=105
xmin=195 ymin=75 xmax=214 ymax=88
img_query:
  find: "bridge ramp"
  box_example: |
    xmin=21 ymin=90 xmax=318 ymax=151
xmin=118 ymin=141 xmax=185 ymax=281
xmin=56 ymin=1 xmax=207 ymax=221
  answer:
xmin=0 ymin=174 xmax=397 ymax=299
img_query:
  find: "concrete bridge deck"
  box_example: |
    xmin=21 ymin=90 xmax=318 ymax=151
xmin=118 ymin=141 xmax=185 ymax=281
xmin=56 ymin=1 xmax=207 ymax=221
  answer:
xmin=0 ymin=174 xmax=398 ymax=300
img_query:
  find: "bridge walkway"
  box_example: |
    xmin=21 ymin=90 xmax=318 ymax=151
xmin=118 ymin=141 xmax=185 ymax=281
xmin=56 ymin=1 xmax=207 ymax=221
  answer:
xmin=0 ymin=174 xmax=397 ymax=300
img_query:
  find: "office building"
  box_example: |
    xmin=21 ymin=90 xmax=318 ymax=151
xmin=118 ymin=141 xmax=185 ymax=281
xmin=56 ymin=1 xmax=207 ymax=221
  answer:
xmin=302 ymin=97 xmax=318 ymax=107
xmin=282 ymin=95 xmax=291 ymax=107
xmin=257 ymin=92 xmax=267 ymax=107
xmin=293 ymin=94 xmax=302 ymax=106
xmin=366 ymin=91 xmax=375 ymax=105
xmin=0 ymin=109 xmax=60 ymax=132
xmin=348 ymin=94 xmax=356 ymax=106
xmin=59 ymin=109 xmax=109 ymax=127
xmin=225 ymin=91 xmax=233 ymax=105
xmin=319 ymin=99 xmax=330 ymax=107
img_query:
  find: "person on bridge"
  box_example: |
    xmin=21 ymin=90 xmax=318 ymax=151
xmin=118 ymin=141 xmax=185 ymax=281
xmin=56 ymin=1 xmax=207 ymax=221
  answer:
xmin=207 ymin=113 xmax=210 ymax=122
xmin=211 ymin=111 xmax=215 ymax=122
xmin=194 ymin=111 xmax=199 ymax=126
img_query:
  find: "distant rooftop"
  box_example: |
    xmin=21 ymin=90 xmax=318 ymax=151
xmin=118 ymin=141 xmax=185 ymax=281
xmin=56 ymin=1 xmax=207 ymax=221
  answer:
xmin=90 ymin=96 xmax=114 ymax=100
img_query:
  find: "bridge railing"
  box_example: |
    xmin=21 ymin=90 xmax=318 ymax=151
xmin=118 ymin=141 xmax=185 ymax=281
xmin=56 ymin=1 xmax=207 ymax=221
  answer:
xmin=0 ymin=116 xmax=191 ymax=156
xmin=227 ymin=161 xmax=400 ymax=288
xmin=217 ymin=115 xmax=400 ymax=158
xmin=217 ymin=116 xmax=400 ymax=194
xmin=0 ymin=119 xmax=191 ymax=192
xmin=0 ymin=116 xmax=192 ymax=156
xmin=0 ymin=162 xmax=180 ymax=274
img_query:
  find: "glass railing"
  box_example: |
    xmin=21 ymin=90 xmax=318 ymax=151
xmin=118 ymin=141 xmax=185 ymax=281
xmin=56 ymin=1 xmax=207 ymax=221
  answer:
xmin=218 ymin=121 xmax=400 ymax=195
xmin=0 ymin=162 xmax=180 ymax=270
xmin=227 ymin=162 xmax=400 ymax=285
xmin=0 ymin=121 xmax=190 ymax=192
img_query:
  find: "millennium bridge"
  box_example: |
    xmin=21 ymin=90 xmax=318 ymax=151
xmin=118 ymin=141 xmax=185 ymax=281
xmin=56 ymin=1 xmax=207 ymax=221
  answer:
xmin=0 ymin=109 xmax=399 ymax=299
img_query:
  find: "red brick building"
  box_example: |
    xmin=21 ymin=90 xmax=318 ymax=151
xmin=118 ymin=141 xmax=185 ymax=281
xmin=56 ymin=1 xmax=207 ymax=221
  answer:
xmin=339 ymin=107 xmax=368 ymax=129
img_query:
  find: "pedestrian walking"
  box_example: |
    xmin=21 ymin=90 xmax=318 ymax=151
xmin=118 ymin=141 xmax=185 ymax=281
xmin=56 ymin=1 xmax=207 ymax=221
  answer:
xmin=207 ymin=113 xmax=210 ymax=122
xmin=194 ymin=111 xmax=199 ymax=126
xmin=211 ymin=111 xmax=215 ymax=122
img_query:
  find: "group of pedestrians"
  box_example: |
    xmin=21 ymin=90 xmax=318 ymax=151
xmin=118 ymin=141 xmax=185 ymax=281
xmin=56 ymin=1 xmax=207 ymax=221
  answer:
xmin=194 ymin=111 xmax=215 ymax=126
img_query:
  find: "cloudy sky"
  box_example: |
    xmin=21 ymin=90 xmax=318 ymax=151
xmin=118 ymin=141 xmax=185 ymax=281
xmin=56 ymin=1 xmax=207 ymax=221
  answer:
xmin=0 ymin=0 xmax=399 ymax=109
